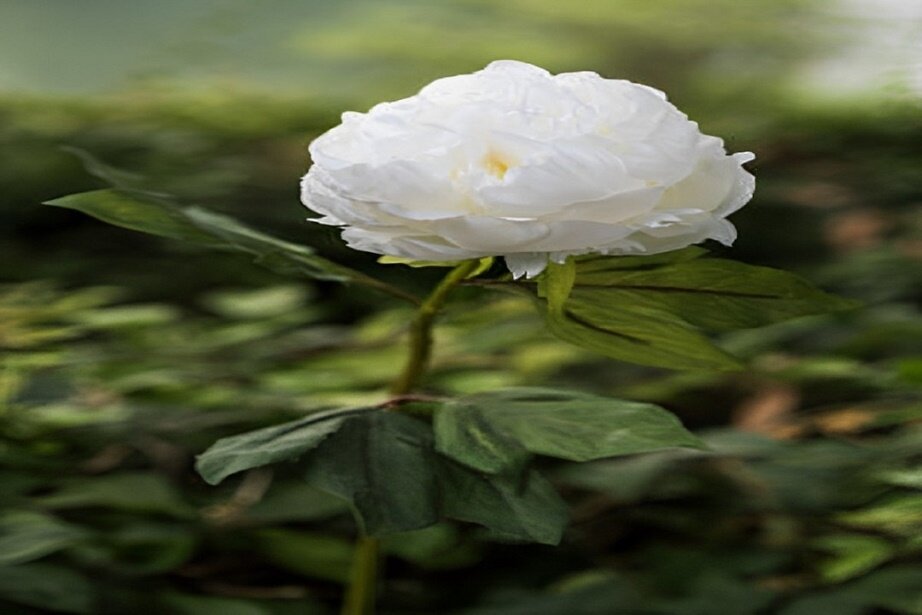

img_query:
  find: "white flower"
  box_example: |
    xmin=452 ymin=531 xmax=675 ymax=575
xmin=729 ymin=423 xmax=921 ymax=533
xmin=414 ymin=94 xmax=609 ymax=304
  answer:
xmin=301 ymin=60 xmax=755 ymax=279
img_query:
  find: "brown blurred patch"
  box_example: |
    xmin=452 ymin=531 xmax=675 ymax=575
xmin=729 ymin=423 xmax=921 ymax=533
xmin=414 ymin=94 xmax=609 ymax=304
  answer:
xmin=824 ymin=208 xmax=892 ymax=252
xmin=733 ymin=384 xmax=802 ymax=438
xmin=812 ymin=407 xmax=876 ymax=435
xmin=783 ymin=180 xmax=855 ymax=209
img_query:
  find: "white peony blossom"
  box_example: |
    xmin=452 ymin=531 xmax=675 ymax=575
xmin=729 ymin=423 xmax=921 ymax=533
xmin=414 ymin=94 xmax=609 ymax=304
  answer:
xmin=301 ymin=60 xmax=755 ymax=279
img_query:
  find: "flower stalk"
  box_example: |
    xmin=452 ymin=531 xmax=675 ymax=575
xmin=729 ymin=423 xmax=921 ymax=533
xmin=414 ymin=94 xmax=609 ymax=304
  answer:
xmin=341 ymin=259 xmax=481 ymax=615
xmin=389 ymin=259 xmax=482 ymax=395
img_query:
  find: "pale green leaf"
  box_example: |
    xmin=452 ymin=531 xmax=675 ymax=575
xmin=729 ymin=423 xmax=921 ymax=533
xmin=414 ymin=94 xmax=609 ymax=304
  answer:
xmin=0 ymin=511 xmax=86 ymax=566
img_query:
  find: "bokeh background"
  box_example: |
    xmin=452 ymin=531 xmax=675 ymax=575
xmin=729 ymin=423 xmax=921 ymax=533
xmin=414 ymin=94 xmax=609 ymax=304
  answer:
xmin=2 ymin=1 xmax=920 ymax=614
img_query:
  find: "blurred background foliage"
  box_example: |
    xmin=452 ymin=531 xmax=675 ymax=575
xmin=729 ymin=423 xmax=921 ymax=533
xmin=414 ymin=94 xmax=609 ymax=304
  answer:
xmin=1 ymin=0 xmax=921 ymax=613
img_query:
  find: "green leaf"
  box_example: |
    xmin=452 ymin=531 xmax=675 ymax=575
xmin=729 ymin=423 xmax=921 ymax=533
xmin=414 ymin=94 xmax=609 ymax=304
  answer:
xmin=780 ymin=565 xmax=922 ymax=615
xmin=571 ymin=257 xmax=859 ymax=332
xmin=574 ymin=246 xmax=708 ymax=272
xmin=0 ymin=563 xmax=94 ymax=614
xmin=382 ymin=524 xmax=482 ymax=570
xmin=61 ymin=146 xmax=175 ymax=204
xmin=0 ymin=511 xmax=86 ymax=566
xmin=44 ymin=190 xmax=418 ymax=303
xmin=437 ymin=460 xmax=568 ymax=545
xmin=296 ymin=409 xmax=571 ymax=543
xmin=303 ymin=411 xmax=440 ymax=534
xmin=538 ymin=258 xmax=576 ymax=312
xmin=379 ymin=256 xmax=494 ymax=278
xmin=462 ymin=573 xmax=641 ymax=614
xmin=813 ymin=534 xmax=896 ymax=582
xmin=434 ymin=399 xmax=529 ymax=474
xmin=38 ymin=473 xmax=193 ymax=517
xmin=244 ymin=483 xmax=350 ymax=524
xmin=543 ymin=295 xmax=742 ymax=370
xmin=104 ymin=523 xmax=197 ymax=575
xmin=161 ymin=592 xmax=283 ymax=615
xmin=435 ymin=388 xmax=703 ymax=473
xmin=256 ymin=528 xmax=354 ymax=582
xmin=519 ymin=252 xmax=857 ymax=370
xmin=836 ymin=494 xmax=922 ymax=536
xmin=195 ymin=407 xmax=371 ymax=485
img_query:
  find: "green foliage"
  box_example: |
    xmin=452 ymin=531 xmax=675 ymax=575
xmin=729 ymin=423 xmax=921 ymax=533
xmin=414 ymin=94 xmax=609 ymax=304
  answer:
xmin=437 ymin=463 xmax=567 ymax=545
xmin=45 ymin=189 xmax=417 ymax=304
xmin=303 ymin=411 xmax=441 ymax=535
xmin=435 ymin=388 xmax=702 ymax=472
xmin=2 ymin=19 xmax=920 ymax=611
xmin=196 ymin=408 xmax=373 ymax=486
xmin=528 ymin=250 xmax=856 ymax=370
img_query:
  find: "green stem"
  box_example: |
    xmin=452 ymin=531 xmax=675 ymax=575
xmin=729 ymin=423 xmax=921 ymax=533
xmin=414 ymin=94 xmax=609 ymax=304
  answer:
xmin=341 ymin=536 xmax=380 ymax=615
xmin=389 ymin=260 xmax=482 ymax=395
xmin=340 ymin=260 xmax=480 ymax=615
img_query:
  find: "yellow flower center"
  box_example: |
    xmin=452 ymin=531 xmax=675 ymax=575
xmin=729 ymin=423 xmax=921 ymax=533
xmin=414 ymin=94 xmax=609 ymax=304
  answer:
xmin=481 ymin=149 xmax=514 ymax=180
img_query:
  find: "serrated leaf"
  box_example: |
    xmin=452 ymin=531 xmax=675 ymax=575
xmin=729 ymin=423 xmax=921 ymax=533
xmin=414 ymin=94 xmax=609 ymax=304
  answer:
xmin=303 ymin=411 xmax=440 ymax=535
xmin=44 ymin=190 xmax=417 ymax=302
xmin=437 ymin=459 xmax=568 ymax=545
xmin=572 ymin=257 xmax=859 ymax=332
xmin=436 ymin=388 xmax=703 ymax=472
xmin=195 ymin=407 xmax=371 ymax=485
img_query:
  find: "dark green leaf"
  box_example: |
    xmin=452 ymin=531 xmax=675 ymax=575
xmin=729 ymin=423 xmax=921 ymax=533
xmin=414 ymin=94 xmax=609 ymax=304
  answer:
xmin=543 ymin=295 xmax=742 ymax=370
xmin=574 ymin=246 xmax=708 ymax=272
xmin=463 ymin=573 xmax=641 ymax=614
xmin=572 ymin=257 xmax=858 ymax=332
xmin=61 ymin=146 xmax=175 ymax=203
xmin=382 ymin=524 xmax=482 ymax=570
xmin=104 ymin=523 xmax=197 ymax=575
xmin=303 ymin=411 xmax=440 ymax=534
xmin=46 ymin=189 xmax=217 ymax=246
xmin=0 ymin=563 xmax=93 ymax=614
xmin=256 ymin=528 xmax=353 ymax=582
xmin=161 ymin=592 xmax=289 ymax=615
xmin=523 ymin=253 xmax=857 ymax=370
xmin=195 ymin=407 xmax=371 ymax=485
xmin=434 ymin=400 xmax=530 ymax=474
xmin=44 ymin=190 xmax=419 ymax=302
xmin=780 ymin=565 xmax=922 ymax=615
xmin=436 ymin=388 xmax=703 ymax=471
xmin=437 ymin=459 xmax=568 ymax=545
xmin=38 ymin=473 xmax=193 ymax=517
xmin=244 ymin=483 xmax=350 ymax=524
